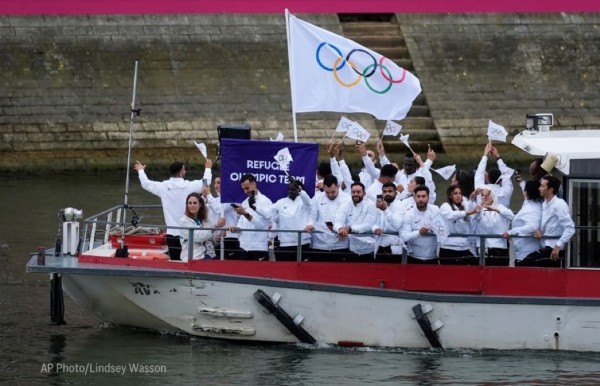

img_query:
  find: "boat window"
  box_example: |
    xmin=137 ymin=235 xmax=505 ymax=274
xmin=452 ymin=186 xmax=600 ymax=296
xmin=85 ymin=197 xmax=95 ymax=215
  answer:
xmin=569 ymin=179 xmax=600 ymax=267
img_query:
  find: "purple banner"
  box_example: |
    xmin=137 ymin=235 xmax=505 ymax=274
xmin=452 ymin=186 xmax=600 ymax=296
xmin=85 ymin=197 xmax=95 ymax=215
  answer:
xmin=220 ymin=139 xmax=318 ymax=203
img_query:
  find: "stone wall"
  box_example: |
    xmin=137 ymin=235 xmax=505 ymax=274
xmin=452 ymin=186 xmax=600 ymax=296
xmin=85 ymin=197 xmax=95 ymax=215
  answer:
xmin=398 ymin=13 xmax=600 ymax=160
xmin=0 ymin=14 xmax=343 ymax=171
xmin=1 ymin=14 xmax=600 ymax=171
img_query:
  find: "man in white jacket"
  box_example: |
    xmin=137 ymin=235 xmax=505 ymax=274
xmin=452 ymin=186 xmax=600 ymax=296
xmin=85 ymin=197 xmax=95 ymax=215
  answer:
xmin=335 ymin=182 xmax=379 ymax=262
xmin=256 ymin=179 xmax=311 ymax=261
xmin=400 ymin=186 xmax=440 ymax=264
xmin=520 ymin=175 xmax=575 ymax=267
xmin=304 ymin=175 xmax=351 ymax=262
xmin=134 ymin=159 xmax=213 ymax=260
xmin=230 ymin=174 xmax=273 ymax=261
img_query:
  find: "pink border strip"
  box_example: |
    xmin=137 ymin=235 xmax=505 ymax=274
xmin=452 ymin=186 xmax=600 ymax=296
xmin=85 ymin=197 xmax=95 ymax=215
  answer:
xmin=2 ymin=0 xmax=600 ymax=15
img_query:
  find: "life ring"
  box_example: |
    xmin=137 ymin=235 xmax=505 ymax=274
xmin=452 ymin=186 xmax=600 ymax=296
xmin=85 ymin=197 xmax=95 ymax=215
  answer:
xmin=124 ymin=250 xmax=170 ymax=261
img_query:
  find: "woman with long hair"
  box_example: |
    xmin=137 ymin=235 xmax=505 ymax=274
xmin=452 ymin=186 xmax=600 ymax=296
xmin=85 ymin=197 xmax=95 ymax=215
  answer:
xmin=451 ymin=169 xmax=475 ymax=199
xmin=472 ymin=188 xmax=515 ymax=266
xmin=179 ymin=192 xmax=223 ymax=261
xmin=503 ymin=180 xmax=543 ymax=265
xmin=439 ymin=184 xmax=479 ymax=264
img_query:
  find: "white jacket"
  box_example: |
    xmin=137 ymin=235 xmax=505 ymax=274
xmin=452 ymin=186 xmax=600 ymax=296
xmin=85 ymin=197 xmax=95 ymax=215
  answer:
xmin=508 ymin=200 xmax=542 ymax=259
xmin=137 ymin=168 xmax=211 ymax=233
xmin=257 ymin=191 xmax=311 ymax=247
xmin=307 ymin=191 xmax=351 ymax=250
xmin=179 ymin=215 xmax=213 ymax=261
xmin=335 ymin=199 xmax=379 ymax=255
xmin=400 ymin=205 xmax=440 ymax=259
xmin=237 ymin=191 xmax=272 ymax=252
xmin=439 ymin=201 xmax=472 ymax=251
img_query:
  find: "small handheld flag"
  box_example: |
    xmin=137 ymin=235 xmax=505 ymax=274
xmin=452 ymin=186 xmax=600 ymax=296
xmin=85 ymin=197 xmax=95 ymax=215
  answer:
xmin=274 ymin=147 xmax=293 ymax=174
xmin=433 ymin=165 xmax=456 ymax=181
xmin=487 ymin=120 xmax=508 ymax=142
xmin=194 ymin=141 xmax=207 ymax=159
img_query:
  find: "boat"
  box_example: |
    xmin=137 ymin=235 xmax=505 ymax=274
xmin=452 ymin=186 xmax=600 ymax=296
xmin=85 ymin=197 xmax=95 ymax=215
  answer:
xmin=26 ymin=126 xmax=600 ymax=351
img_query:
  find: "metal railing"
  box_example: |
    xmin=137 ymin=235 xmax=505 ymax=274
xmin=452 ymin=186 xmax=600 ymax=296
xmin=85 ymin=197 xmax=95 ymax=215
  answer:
xmin=79 ymin=204 xmax=585 ymax=266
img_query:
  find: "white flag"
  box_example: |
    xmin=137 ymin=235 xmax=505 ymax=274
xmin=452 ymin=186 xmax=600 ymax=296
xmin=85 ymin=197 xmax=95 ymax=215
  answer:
xmin=429 ymin=215 xmax=448 ymax=245
xmin=345 ymin=121 xmax=371 ymax=142
xmin=383 ymin=120 xmax=403 ymax=136
xmin=274 ymin=147 xmax=293 ymax=172
xmin=288 ymin=13 xmax=421 ymax=120
xmin=399 ymin=134 xmax=413 ymax=153
xmin=348 ymin=235 xmax=377 ymax=245
xmin=335 ymin=116 xmax=354 ymax=133
xmin=488 ymin=120 xmax=508 ymax=142
xmin=194 ymin=141 xmax=207 ymax=159
xmin=270 ymin=132 xmax=284 ymax=141
xmin=433 ymin=164 xmax=456 ymax=180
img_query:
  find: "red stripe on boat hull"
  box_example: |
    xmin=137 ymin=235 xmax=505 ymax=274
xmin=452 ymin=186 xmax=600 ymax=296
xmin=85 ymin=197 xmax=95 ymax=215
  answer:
xmin=78 ymin=255 xmax=600 ymax=299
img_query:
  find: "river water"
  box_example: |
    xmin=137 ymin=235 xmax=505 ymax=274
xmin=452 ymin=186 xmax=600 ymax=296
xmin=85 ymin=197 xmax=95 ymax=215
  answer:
xmin=2 ymin=172 xmax=600 ymax=385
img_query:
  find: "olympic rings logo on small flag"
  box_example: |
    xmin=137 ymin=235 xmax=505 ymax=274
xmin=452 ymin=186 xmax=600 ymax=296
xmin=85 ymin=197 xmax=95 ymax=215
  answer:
xmin=315 ymin=43 xmax=407 ymax=95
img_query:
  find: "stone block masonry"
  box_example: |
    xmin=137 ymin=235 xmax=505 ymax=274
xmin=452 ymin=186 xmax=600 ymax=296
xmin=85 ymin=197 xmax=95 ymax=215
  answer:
xmin=1 ymin=14 xmax=599 ymax=171
xmin=397 ymin=13 xmax=600 ymax=159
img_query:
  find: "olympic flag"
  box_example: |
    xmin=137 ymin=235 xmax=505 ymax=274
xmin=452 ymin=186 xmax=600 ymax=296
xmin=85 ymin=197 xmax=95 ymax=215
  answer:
xmin=487 ymin=120 xmax=508 ymax=142
xmin=287 ymin=13 xmax=422 ymax=120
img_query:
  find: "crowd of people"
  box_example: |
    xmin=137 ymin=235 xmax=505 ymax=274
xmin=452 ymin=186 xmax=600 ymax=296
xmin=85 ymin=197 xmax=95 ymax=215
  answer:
xmin=134 ymin=141 xmax=575 ymax=268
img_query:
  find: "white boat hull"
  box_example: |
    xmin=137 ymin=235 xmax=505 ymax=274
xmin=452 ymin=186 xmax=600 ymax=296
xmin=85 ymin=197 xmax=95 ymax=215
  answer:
xmin=62 ymin=274 xmax=179 ymax=332
xmin=70 ymin=272 xmax=600 ymax=351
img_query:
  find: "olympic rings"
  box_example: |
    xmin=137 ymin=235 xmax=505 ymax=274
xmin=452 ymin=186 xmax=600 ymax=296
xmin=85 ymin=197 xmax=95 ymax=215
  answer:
xmin=316 ymin=42 xmax=345 ymax=71
xmin=378 ymin=56 xmax=407 ymax=84
xmin=362 ymin=63 xmax=393 ymax=94
xmin=315 ymin=42 xmax=407 ymax=95
xmin=332 ymin=57 xmax=361 ymax=88
xmin=346 ymin=49 xmax=377 ymax=78
xmin=352 ymin=127 xmax=366 ymax=140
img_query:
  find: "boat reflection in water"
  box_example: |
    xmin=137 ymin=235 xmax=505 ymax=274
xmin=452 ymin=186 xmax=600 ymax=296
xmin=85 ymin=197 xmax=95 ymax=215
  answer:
xmin=27 ymin=129 xmax=600 ymax=352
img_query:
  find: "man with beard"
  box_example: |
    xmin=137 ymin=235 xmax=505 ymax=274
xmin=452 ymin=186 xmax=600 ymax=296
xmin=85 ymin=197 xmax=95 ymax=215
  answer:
xmin=335 ymin=182 xmax=379 ymax=262
xmin=229 ymin=174 xmax=273 ymax=261
xmin=256 ymin=178 xmax=311 ymax=261
xmin=304 ymin=175 xmax=351 ymax=261
xmin=365 ymin=164 xmax=398 ymax=202
xmin=373 ymin=182 xmax=404 ymax=262
xmin=400 ymin=186 xmax=440 ymax=264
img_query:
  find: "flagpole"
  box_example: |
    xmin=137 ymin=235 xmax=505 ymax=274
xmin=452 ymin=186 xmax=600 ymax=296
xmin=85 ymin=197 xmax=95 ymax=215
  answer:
xmin=285 ymin=9 xmax=299 ymax=143
xmin=328 ymin=130 xmax=337 ymax=145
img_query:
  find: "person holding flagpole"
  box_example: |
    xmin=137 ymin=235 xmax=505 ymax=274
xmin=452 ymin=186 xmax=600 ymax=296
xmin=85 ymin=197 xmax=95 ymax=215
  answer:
xmin=474 ymin=144 xmax=514 ymax=208
xmin=394 ymin=151 xmax=437 ymax=204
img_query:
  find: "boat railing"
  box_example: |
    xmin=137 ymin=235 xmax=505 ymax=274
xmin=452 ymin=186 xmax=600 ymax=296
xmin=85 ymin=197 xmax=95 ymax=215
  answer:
xmin=80 ymin=204 xmax=166 ymax=253
xmin=78 ymin=204 xmax=568 ymax=266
